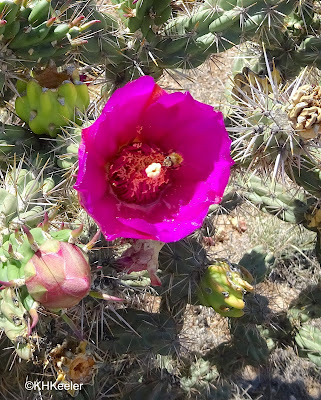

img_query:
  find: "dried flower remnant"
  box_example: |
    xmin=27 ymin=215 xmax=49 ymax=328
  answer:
xmin=118 ymin=239 xmax=165 ymax=286
xmin=48 ymin=340 xmax=103 ymax=396
xmin=288 ymin=85 xmax=321 ymax=140
xmin=232 ymin=67 xmax=282 ymax=104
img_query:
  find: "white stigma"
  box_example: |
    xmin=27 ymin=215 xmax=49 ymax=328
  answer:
xmin=145 ymin=163 xmax=162 ymax=178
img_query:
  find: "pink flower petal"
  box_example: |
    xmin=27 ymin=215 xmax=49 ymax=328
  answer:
xmin=75 ymin=76 xmax=233 ymax=242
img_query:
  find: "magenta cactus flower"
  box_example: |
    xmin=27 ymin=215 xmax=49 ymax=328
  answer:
xmin=24 ymin=240 xmax=91 ymax=310
xmin=75 ymin=76 xmax=233 ymax=242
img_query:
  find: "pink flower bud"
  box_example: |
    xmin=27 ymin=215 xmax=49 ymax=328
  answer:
xmin=24 ymin=240 xmax=91 ymax=310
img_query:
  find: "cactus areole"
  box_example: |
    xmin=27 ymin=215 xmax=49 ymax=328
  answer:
xmin=75 ymin=76 xmax=233 ymax=242
xmin=24 ymin=240 xmax=91 ymax=310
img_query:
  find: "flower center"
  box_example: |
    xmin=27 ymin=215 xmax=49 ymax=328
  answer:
xmin=108 ymin=142 xmax=177 ymax=205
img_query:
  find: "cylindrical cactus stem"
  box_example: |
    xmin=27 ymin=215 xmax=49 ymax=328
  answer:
xmin=288 ymin=285 xmax=321 ymax=324
xmin=0 ymin=167 xmax=56 ymax=233
xmin=0 ymin=123 xmax=42 ymax=167
xmin=286 ymin=154 xmax=321 ymax=198
xmin=295 ymin=324 xmax=321 ymax=367
xmin=100 ymin=308 xmax=179 ymax=356
xmin=243 ymin=175 xmax=309 ymax=224
xmin=0 ymin=286 xmax=37 ymax=360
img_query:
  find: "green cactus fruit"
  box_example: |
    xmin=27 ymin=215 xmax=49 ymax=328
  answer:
xmin=15 ymin=66 xmax=90 ymax=137
xmin=100 ymin=309 xmax=178 ymax=356
xmin=197 ymin=260 xmax=253 ymax=317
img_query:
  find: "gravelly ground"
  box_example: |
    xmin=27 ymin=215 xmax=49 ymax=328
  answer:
xmin=159 ymin=48 xmax=237 ymax=107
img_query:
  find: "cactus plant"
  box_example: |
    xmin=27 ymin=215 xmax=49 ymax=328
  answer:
xmin=2 ymin=0 xmax=321 ymax=398
xmin=0 ymin=286 xmax=38 ymax=360
xmin=238 ymin=245 xmax=275 ymax=283
xmin=0 ymin=123 xmax=42 ymax=168
xmin=295 ymin=324 xmax=321 ymax=367
xmin=0 ymin=166 xmax=57 ymax=241
xmin=100 ymin=308 xmax=179 ymax=356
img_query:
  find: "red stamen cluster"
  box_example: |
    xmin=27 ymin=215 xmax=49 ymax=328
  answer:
xmin=108 ymin=142 xmax=170 ymax=205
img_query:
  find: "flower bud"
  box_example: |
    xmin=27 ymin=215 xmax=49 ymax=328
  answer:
xmin=24 ymin=240 xmax=91 ymax=310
